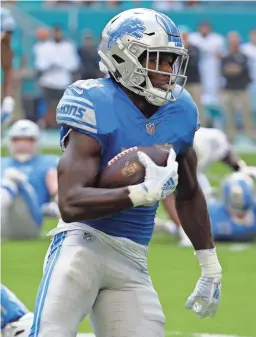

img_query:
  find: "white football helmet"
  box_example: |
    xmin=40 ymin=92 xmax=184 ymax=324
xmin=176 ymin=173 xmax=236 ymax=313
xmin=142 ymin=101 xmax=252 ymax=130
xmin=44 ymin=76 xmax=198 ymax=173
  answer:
xmin=98 ymin=8 xmax=189 ymax=106
xmin=7 ymin=120 xmax=40 ymax=162
xmin=222 ymin=172 xmax=255 ymax=224
xmin=2 ymin=312 xmax=34 ymax=337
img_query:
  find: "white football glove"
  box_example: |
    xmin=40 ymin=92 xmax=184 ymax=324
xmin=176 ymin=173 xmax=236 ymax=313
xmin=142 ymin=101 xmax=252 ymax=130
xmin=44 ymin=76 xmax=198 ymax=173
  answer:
xmin=128 ymin=148 xmax=179 ymax=206
xmin=185 ymin=248 xmax=222 ymax=318
xmin=1 ymin=96 xmax=14 ymax=126
xmin=240 ymin=166 xmax=256 ymax=180
xmin=3 ymin=168 xmax=28 ymax=185
xmin=41 ymin=201 xmax=60 ymax=218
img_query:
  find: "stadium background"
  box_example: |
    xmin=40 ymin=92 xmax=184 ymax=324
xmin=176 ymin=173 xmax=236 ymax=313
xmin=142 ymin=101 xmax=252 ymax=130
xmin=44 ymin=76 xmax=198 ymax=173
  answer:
xmin=1 ymin=1 xmax=256 ymax=337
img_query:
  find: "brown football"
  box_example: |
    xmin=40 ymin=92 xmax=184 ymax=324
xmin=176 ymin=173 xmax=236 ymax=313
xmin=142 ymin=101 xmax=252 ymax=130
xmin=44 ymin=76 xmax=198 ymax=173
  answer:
xmin=98 ymin=146 xmax=170 ymax=188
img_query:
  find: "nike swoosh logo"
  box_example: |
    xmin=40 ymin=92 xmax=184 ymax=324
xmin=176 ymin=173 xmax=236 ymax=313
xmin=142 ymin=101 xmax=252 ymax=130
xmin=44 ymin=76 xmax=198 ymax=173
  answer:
xmin=71 ymin=86 xmax=84 ymax=95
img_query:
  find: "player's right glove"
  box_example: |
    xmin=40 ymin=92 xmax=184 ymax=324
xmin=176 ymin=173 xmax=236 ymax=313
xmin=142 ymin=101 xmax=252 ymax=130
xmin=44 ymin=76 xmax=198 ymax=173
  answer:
xmin=185 ymin=248 xmax=222 ymax=318
xmin=3 ymin=168 xmax=28 ymax=185
xmin=1 ymin=96 xmax=15 ymax=126
xmin=41 ymin=201 xmax=60 ymax=218
xmin=1 ymin=168 xmax=27 ymax=197
xmin=128 ymin=148 xmax=178 ymax=207
xmin=240 ymin=165 xmax=256 ymax=180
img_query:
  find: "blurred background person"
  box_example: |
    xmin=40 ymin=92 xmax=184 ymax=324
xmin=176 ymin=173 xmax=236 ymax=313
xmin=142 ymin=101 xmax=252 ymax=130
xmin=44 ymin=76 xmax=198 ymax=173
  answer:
xmin=77 ymin=30 xmax=103 ymax=80
xmin=221 ymin=31 xmax=252 ymax=141
xmin=33 ymin=25 xmax=79 ymax=129
xmin=1 ymin=7 xmax=16 ymax=127
xmin=1 ymin=120 xmax=59 ymax=240
xmin=156 ymin=126 xmax=256 ymax=246
xmin=33 ymin=27 xmax=50 ymax=128
xmin=189 ymin=21 xmax=225 ymax=128
xmin=209 ymin=172 xmax=256 ymax=242
xmin=241 ymin=29 xmax=256 ymax=125
xmin=179 ymin=25 xmax=203 ymax=123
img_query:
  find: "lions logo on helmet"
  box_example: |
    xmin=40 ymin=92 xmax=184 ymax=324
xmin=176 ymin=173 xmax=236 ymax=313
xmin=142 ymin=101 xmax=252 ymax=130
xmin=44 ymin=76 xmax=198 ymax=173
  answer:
xmin=108 ymin=18 xmax=146 ymax=49
xmin=98 ymin=8 xmax=189 ymax=106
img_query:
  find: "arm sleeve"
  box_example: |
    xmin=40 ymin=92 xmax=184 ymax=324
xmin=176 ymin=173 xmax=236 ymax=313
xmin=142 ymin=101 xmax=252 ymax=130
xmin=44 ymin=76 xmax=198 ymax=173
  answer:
xmin=56 ymin=85 xmax=109 ymax=151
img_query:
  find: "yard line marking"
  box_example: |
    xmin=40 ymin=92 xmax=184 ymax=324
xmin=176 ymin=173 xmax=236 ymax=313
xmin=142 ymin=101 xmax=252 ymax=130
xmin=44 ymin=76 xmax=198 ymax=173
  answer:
xmin=77 ymin=332 xmax=246 ymax=337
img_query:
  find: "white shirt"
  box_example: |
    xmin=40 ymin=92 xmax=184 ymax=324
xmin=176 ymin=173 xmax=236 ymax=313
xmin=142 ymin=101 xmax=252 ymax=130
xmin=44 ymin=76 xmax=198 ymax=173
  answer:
xmin=241 ymin=42 xmax=256 ymax=83
xmin=33 ymin=40 xmax=79 ymax=90
xmin=194 ymin=127 xmax=230 ymax=171
xmin=189 ymin=32 xmax=225 ymax=104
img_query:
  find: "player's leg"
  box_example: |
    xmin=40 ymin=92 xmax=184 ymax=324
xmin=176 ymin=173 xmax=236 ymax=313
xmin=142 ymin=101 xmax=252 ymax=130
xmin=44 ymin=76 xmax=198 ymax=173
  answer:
xmin=239 ymin=90 xmax=254 ymax=139
xmin=91 ymin=285 xmax=165 ymax=337
xmin=89 ymin=235 xmax=165 ymax=337
xmin=6 ymin=195 xmax=41 ymax=239
xmin=223 ymin=90 xmax=237 ymax=140
xmin=1 ymin=181 xmax=43 ymax=240
xmin=1 ymin=186 xmax=16 ymax=239
xmin=29 ymin=229 xmax=103 ymax=337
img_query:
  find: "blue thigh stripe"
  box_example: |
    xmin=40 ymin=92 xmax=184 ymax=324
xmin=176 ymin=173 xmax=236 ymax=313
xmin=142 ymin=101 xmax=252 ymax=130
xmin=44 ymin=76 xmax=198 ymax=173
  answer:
xmin=31 ymin=232 xmax=67 ymax=337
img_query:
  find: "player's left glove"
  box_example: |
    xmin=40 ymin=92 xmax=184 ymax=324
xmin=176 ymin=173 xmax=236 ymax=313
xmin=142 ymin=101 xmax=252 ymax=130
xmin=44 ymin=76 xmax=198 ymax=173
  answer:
xmin=240 ymin=166 xmax=256 ymax=180
xmin=1 ymin=96 xmax=15 ymax=126
xmin=185 ymin=248 xmax=222 ymax=318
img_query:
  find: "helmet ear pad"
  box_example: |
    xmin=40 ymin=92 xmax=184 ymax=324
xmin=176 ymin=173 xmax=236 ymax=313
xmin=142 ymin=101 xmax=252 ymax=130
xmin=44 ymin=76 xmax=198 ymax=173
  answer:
xmin=130 ymin=73 xmax=146 ymax=86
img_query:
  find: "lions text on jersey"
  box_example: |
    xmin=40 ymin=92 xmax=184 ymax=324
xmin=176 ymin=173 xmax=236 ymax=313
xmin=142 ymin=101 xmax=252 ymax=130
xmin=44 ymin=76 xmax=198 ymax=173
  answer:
xmin=57 ymin=78 xmax=199 ymax=245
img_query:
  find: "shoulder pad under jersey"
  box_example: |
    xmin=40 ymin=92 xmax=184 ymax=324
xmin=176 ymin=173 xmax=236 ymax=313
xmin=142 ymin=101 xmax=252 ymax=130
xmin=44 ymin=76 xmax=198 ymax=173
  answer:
xmin=57 ymin=79 xmax=117 ymax=150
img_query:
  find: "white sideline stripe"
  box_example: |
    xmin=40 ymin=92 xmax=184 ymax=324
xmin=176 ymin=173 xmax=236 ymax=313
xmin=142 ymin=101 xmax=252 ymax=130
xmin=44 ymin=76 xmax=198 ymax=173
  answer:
xmin=77 ymin=332 xmax=245 ymax=337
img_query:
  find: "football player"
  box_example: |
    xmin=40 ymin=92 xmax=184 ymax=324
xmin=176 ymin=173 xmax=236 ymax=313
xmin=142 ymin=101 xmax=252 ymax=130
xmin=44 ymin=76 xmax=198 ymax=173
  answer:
xmin=209 ymin=172 xmax=256 ymax=242
xmin=1 ymin=7 xmax=15 ymax=127
xmin=194 ymin=127 xmax=256 ymax=198
xmin=1 ymin=120 xmax=59 ymax=240
xmin=29 ymin=9 xmax=222 ymax=337
xmin=1 ymin=284 xmax=33 ymax=337
xmin=157 ymin=127 xmax=256 ymax=245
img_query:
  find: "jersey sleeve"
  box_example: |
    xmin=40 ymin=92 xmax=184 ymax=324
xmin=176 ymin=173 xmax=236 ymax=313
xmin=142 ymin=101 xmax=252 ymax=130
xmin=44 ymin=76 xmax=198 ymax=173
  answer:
xmin=1 ymin=285 xmax=28 ymax=329
xmin=56 ymin=82 xmax=109 ymax=151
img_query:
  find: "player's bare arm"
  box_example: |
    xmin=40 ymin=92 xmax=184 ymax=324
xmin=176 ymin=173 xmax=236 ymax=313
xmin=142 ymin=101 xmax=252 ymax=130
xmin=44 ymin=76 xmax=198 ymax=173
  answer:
xmin=1 ymin=33 xmax=13 ymax=98
xmin=175 ymin=147 xmax=214 ymax=250
xmin=58 ymin=131 xmax=133 ymax=222
xmin=221 ymin=150 xmax=245 ymax=171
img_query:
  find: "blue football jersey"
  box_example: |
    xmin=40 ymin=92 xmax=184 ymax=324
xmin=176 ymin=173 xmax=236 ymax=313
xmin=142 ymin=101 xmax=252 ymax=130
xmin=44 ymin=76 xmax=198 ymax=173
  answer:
xmin=57 ymin=78 xmax=199 ymax=245
xmin=1 ymin=155 xmax=59 ymax=207
xmin=1 ymin=284 xmax=28 ymax=330
xmin=208 ymin=201 xmax=256 ymax=241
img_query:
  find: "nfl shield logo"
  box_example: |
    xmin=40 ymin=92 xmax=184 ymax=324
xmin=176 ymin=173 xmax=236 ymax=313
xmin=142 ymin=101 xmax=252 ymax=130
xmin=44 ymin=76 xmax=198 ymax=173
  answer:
xmin=146 ymin=123 xmax=155 ymax=135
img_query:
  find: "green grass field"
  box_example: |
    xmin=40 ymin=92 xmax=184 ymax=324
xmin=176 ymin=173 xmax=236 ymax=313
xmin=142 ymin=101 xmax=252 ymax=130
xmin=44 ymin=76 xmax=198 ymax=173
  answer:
xmin=1 ymin=153 xmax=256 ymax=337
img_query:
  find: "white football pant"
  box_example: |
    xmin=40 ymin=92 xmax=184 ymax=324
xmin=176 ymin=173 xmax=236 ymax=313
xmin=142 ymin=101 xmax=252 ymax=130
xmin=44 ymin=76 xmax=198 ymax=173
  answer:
xmin=29 ymin=224 xmax=165 ymax=337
